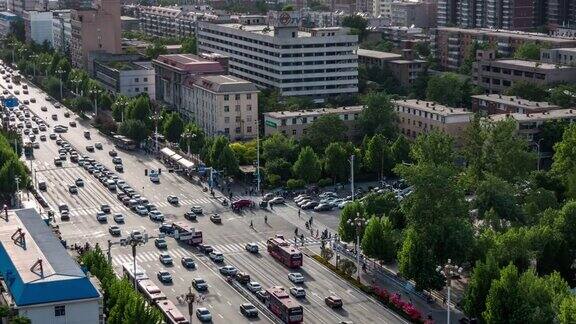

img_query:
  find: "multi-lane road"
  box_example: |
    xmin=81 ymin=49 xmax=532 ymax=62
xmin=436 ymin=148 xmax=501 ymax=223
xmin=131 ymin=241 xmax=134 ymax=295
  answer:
xmin=5 ymin=66 xmax=407 ymax=324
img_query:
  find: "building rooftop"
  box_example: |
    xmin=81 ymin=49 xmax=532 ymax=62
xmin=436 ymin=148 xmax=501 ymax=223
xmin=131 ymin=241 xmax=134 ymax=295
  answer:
xmin=213 ymin=23 xmax=348 ymax=38
xmin=491 ymin=59 xmax=576 ymax=70
xmin=472 ymin=94 xmax=560 ymax=110
xmin=437 ymin=27 xmax=576 ymax=43
xmin=357 ymin=48 xmax=402 ymax=60
xmin=489 ymin=109 xmax=576 ymax=122
xmin=154 ymin=54 xmax=225 ymax=73
xmin=393 ymin=99 xmax=472 ymax=116
xmin=193 ymin=75 xmax=258 ymax=93
xmin=0 ymin=11 xmax=18 ymax=18
xmin=0 ymin=208 xmax=101 ymax=306
xmin=264 ymin=105 xmax=364 ymax=119
xmin=102 ymin=60 xmax=153 ymax=71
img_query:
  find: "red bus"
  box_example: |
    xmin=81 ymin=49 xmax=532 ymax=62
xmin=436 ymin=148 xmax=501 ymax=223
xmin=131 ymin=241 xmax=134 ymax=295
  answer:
xmin=267 ymin=236 xmax=303 ymax=268
xmin=137 ymin=279 xmax=167 ymax=302
xmin=172 ymin=222 xmax=203 ymax=245
xmin=155 ymin=299 xmax=189 ymax=324
xmin=265 ymin=286 xmax=303 ymax=323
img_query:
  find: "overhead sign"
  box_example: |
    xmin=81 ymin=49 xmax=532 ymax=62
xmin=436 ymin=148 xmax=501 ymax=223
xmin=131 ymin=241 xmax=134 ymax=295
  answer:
xmin=265 ymin=119 xmax=277 ymax=128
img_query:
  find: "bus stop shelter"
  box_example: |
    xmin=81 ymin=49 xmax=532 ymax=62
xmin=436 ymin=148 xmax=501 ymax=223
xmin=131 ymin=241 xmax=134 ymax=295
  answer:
xmin=160 ymin=148 xmax=176 ymax=163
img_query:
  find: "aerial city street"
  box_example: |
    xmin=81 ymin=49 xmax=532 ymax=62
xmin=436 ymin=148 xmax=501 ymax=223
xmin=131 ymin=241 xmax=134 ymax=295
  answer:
xmin=1 ymin=0 xmax=576 ymax=324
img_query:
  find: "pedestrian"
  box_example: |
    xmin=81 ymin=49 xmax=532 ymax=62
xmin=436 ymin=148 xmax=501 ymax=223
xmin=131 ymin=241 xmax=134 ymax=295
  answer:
xmin=298 ymin=209 xmax=301 ymax=218
xmin=250 ymin=220 xmax=254 ymax=228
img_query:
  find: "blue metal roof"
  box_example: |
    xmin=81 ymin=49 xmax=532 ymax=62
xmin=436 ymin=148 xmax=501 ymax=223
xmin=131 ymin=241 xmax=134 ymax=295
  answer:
xmin=0 ymin=209 xmax=101 ymax=306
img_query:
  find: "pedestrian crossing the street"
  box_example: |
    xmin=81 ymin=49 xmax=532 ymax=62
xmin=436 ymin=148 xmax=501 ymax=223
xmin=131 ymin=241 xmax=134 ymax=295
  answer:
xmin=111 ymin=238 xmax=322 ymax=267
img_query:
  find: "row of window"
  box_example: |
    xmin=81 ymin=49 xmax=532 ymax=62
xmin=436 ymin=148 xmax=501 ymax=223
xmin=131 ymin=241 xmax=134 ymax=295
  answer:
xmin=223 ymin=93 xmax=252 ymax=100
xmin=224 ymin=116 xmax=253 ymax=123
xmin=480 ymin=65 xmax=547 ymax=79
xmin=396 ymin=105 xmax=447 ymax=122
xmin=223 ymin=126 xmax=253 ymax=134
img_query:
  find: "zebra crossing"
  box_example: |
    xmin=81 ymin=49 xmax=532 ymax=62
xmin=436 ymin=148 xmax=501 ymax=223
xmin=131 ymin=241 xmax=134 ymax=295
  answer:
xmin=111 ymin=238 xmax=323 ymax=267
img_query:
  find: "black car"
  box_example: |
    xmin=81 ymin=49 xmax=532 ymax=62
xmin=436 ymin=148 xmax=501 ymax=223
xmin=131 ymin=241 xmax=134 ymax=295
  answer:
xmin=159 ymin=223 xmax=175 ymax=235
xmin=184 ymin=212 xmax=197 ymax=221
xmin=255 ymin=290 xmax=268 ymax=302
xmin=239 ymin=303 xmax=258 ymax=318
xmin=181 ymin=257 xmax=196 ymax=269
xmin=198 ymin=244 xmax=213 ymax=254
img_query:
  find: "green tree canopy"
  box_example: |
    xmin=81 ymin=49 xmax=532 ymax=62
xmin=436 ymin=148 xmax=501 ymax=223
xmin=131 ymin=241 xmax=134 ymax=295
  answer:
xmin=179 ymin=122 xmax=206 ymax=155
xmin=324 ymin=142 xmax=351 ymax=183
xmin=504 ymin=81 xmax=548 ymax=101
xmin=475 ymin=174 xmax=521 ymax=222
xmin=338 ymin=201 xmax=366 ymax=242
xmin=146 ymin=41 xmax=168 ymax=59
xmin=513 ymin=42 xmax=546 ymax=60
xmin=181 ymin=36 xmax=197 ymax=54
xmin=292 ymin=146 xmax=321 ymax=183
xmin=426 ymin=72 xmax=468 ymax=107
xmin=391 ymin=135 xmax=411 ymax=165
xmin=216 ymin=145 xmax=239 ymax=176
xmin=462 ymin=253 xmax=501 ymax=319
xmin=301 ymin=114 xmax=347 ymax=153
xmin=341 ymin=15 xmax=368 ymax=41
xmin=364 ymin=134 xmax=394 ymax=180
xmin=548 ymin=84 xmax=576 ymax=108
xmin=119 ymin=119 xmax=149 ymax=143
xmin=262 ymin=132 xmax=299 ymax=163
xmin=361 ymin=216 xmax=384 ymax=260
xmin=357 ymin=92 xmax=397 ymax=139
xmin=162 ymin=112 xmax=185 ymax=143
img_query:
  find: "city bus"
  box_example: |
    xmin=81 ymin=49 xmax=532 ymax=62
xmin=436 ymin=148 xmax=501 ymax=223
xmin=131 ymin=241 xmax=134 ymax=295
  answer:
xmin=137 ymin=279 xmax=166 ymax=302
xmin=155 ymin=299 xmax=189 ymax=324
xmin=265 ymin=286 xmax=303 ymax=323
xmin=172 ymin=222 xmax=203 ymax=245
xmin=112 ymin=134 xmax=137 ymax=150
xmin=267 ymin=236 xmax=303 ymax=268
xmin=122 ymin=262 xmax=148 ymax=282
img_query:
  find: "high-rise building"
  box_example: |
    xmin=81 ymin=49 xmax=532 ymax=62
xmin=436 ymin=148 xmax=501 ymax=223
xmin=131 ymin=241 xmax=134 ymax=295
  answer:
xmin=437 ymin=0 xmax=458 ymax=26
xmin=23 ymin=10 xmax=52 ymax=45
xmin=70 ymin=0 xmax=121 ymax=69
xmin=197 ymin=11 xmax=358 ymax=101
xmin=548 ymin=0 xmax=576 ymax=29
xmin=52 ymin=10 xmax=72 ymax=55
xmin=7 ymin=0 xmax=38 ymax=16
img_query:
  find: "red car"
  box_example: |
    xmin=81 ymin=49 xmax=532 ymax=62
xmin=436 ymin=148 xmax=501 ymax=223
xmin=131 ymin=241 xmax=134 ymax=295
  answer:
xmin=232 ymin=199 xmax=253 ymax=209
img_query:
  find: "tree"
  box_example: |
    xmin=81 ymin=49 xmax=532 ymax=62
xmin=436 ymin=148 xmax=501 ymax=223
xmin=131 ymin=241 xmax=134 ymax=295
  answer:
xmin=504 ymin=81 xmax=548 ymax=101
xmin=10 ymin=316 xmax=31 ymax=324
xmin=181 ymin=36 xmax=197 ymax=54
xmin=302 ymin=114 xmax=347 ymax=152
xmin=357 ymin=92 xmax=397 ymax=139
xmin=209 ymin=136 xmax=230 ymax=167
xmin=292 ymin=147 xmax=321 ymax=183
xmin=551 ymin=123 xmax=576 ymax=181
xmin=99 ymin=93 xmax=113 ymax=111
xmin=548 ymin=84 xmax=576 ymax=108
xmin=0 ymin=157 xmax=30 ymax=196
xmin=410 ymin=71 xmax=429 ymax=99
xmin=146 ymin=41 xmax=167 ymax=59
xmin=361 ymin=216 xmax=384 ymax=260
xmin=72 ymin=96 xmax=93 ymax=112
xmin=119 ymin=119 xmax=149 ymax=143
xmin=398 ymin=227 xmax=443 ymax=291
xmin=426 ymin=73 xmax=466 ymax=107
xmin=338 ymin=202 xmax=366 ymax=242
xmin=179 ymin=122 xmax=205 ymax=155
xmin=380 ymin=216 xmax=398 ymax=262
xmin=538 ymin=119 xmax=569 ymax=153
xmin=342 ymin=15 xmax=368 ymax=41
xmin=362 ymin=192 xmax=404 ymax=228
xmin=364 ymin=134 xmax=394 ymax=180
xmin=162 ymin=112 xmax=184 ymax=143
xmin=559 ymin=296 xmax=576 ymax=324
xmin=391 ymin=135 xmax=411 ymax=165
xmin=514 ymin=42 xmax=545 ymax=60
xmin=42 ymin=76 xmax=62 ymax=99
xmin=128 ymin=96 xmax=151 ymax=122
xmin=265 ymin=158 xmax=292 ymax=181
xmin=410 ymin=130 xmax=454 ymax=165
xmin=9 ymin=19 xmax=25 ymax=42
xmin=462 ymin=253 xmax=501 ymax=319
xmin=230 ymin=141 xmax=256 ymax=165
xmin=475 ymin=174 xmax=521 ymax=222
xmin=461 ymin=114 xmax=488 ymax=186
xmin=324 ymin=142 xmax=350 ymax=183
xmin=262 ymin=132 xmax=299 ymax=163
xmin=216 ymin=145 xmax=239 ymax=176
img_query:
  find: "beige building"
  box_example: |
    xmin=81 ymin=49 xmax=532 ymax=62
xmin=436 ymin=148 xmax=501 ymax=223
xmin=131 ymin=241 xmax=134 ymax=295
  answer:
xmin=488 ymin=109 xmax=576 ymax=142
xmin=263 ymin=106 xmax=363 ymax=140
xmin=540 ymin=47 xmax=576 ymax=66
xmin=472 ymin=52 xmax=576 ymax=93
xmin=70 ymin=0 xmax=122 ymax=69
xmin=182 ymin=75 xmax=258 ymax=141
xmin=357 ymin=48 xmax=425 ymax=87
xmin=393 ymin=99 xmax=473 ymax=142
xmin=472 ymin=94 xmax=560 ymax=115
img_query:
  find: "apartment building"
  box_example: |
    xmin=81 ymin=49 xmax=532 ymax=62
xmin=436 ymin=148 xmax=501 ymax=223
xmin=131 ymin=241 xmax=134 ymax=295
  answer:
xmin=70 ymin=0 xmax=122 ymax=69
xmin=52 ymin=10 xmax=71 ymax=55
xmin=540 ymin=47 xmax=576 ymax=66
xmin=432 ymin=27 xmax=576 ymax=70
xmin=301 ymin=10 xmax=346 ymax=28
xmin=488 ymin=109 xmax=576 ymax=142
xmin=357 ymin=48 xmax=425 ymax=87
xmin=152 ymin=53 xmax=227 ymax=112
xmin=263 ymin=105 xmax=363 ymax=140
xmin=0 ymin=208 xmax=103 ymax=324
xmin=197 ymin=11 xmax=358 ymax=101
xmin=7 ymin=0 xmax=37 ymax=16
xmin=472 ymin=94 xmax=560 ymax=115
xmin=393 ymin=99 xmax=473 ymax=142
xmin=390 ymin=1 xmax=436 ymax=28
xmin=136 ymin=5 xmax=223 ymax=39
xmin=92 ymin=54 xmax=155 ymax=100
xmin=23 ymin=10 xmax=52 ymax=45
xmin=182 ymin=75 xmax=258 ymax=140
xmin=0 ymin=11 xmax=17 ymax=37
xmin=472 ymin=55 xmax=576 ymax=93
xmin=547 ymin=0 xmax=576 ymax=30
xmin=375 ymin=26 xmax=428 ymax=49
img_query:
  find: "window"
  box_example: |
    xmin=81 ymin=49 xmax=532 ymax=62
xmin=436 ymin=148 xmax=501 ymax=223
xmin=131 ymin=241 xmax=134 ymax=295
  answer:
xmin=224 ymin=117 xmax=229 ymax=123
xmin=135 ymin=87 xmax=140 ymax=92
xmin=134 ymin=78 xmax=139 ymax=82
xmin=281 ymin=119 xmax=287 ymax=126
xmin=247 ymin=126 xmax=252 ymax=132
xmin=302 ymin=117 xmax=307 ymax=124
xmin=247 ymin=93 xmax=252 ymax=99
xmin=292 ymin=129 xmax=296 ymax=135
xmin=144 ymin=87 xmax=148 ymax=92
xmin=224 ymin=106 xmax=229 ymax=112
xmin=143 ymin=77 xmax=148 ymax=82
xmin=247 ymin=105 xmax=252 ymax=111
xmin=224 ymin=95 xmax=229 ymax=101
xmin=235 ymin=105 xmax=240 ymax=111
xmin=235 ymin=116 xmax=241 ymax=122
xmin=235 ymin=127 xmax=241 ymax=133
xmin=235 ymin=94 xmax=240 ymax=100
xmin=55 ymin=305 xmax=65 ymax=317
xmin=224 ymin=128 xmax=230 ymax=134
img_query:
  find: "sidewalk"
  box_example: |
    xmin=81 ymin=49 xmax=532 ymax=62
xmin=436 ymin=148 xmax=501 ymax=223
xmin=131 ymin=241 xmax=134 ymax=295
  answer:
xmin=304 ymin=243 xmax=464 ymax=324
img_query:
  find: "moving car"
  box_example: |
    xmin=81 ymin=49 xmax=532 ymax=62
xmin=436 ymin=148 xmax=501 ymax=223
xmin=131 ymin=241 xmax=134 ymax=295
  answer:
xmin=184 ymin=212 xmax=197 ymax=221
xmin=195 ymin=308 xmax=212 ymax=322
xmin=86 ymin=145 xmax=94 ymax=152
xmin=130 ymin=230 xmax=143 ymax=241
xmin=94 ymin=142 xmax=103 ymax=149
xmin=158 ymin=253 xmax=173 ymax=265
xmin=210 ymin=213 xmax=222 ymax=224
xmin=269 ymin=196 xmax=285 ymax=205
xmin=325 ymin=295 xmax=343 ymax=308
xmin=288 ymin=272 xmax=305 ymax=284
xmin=154 ymin=238 xmax=167 ymax=249
xmin=232 ymin=199 xmax=253 ymax=209
xmin=75 ymin=178 xmax=84 ymax=187
xmin=157 ymin=271 xmax=172 ymax=283
xmin=68 ymin=185 xmax=78 ymax=194
xmin=198 ymin=244 xmax=213 ymax=254
xmin=219 ymin=265 xmax=238 ymax=276
xmin=191 ymin=206 xmax=203 ymax=214
xmin=246 ymin=281 xmax=262 ymax=293
xmin=109 ymin=149 xmax=117 ymax=156
xmin=108 ymin=225 xmax=121 ymax=236
xmin=290 ymin=286 xmax=306 ymax=298
xmin=235 ymin=272 xmax=250 ymax=284
xmin=167 ymin=195 xmax=179 ymax=205
xmin=113 ymin=213 xmax=125 ymax=223
xmin=208 ymin=251 xmax=224 ymax=263
xmin=245 ymin=243 xmax=259 ymax=253
xmin=239 ymin=303 xmax=258 ymax=318
xmin=181 ymin=257 xmax=195 ymax=269
xmin=192 ymin=278 xmax=208 ymax=291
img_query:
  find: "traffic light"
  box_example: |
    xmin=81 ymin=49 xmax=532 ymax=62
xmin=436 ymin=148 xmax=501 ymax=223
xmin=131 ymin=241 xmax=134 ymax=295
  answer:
xmin=145 ymin=169 xmax=148 ymax=176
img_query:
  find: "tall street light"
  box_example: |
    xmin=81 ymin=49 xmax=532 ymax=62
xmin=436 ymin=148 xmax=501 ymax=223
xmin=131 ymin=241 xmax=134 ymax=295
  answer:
xmin=182 ymin=131 xmax=196 ymax=159
xmin=71 ymin=78 xmax=81 ymax=96
xmin=89 ymin=88 xmax=103 ymax=117
xmin=347 ymin=213 xmax=367 ymax=280
xmin=30 ymin=54 xmax=38 ymax=78
xmin=56 ymin=69 xmax=65 ymax=99
xmin=14 ymin=176 xmax=20 ymax=208
xmin=437 ymin=259 xmax=463 ymax=324
xmin=349 ymin=154 xmax=355 ymax=201
xmin=255 ymin=119 xmax=260 ymax=194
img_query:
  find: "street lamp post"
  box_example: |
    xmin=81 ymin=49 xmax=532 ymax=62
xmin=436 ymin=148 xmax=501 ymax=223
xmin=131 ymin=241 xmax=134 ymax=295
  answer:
xmin=256 ymin=119 xmax=260 ymax=194
xmin=347 ymin=213 xmax=367 ymax=280
xmin=534 ymin=138 xmax=543 ymax=171
xmin=349 ymin=155 xmax=355 ymax=201
xmin=89 ymin=89 xmax=103 ymax=117
xmin=30 ymin=54 xmax=38 ymax=78
xmin=56 ymin=69 xmax=65 ymax=99
xmin=437 ymin=259 xmax=463 ymax=324
xmin=185 ymin=287 xmax=196 ymax=323
xmin=14 ymin=176 xmax=20 ymax=208
xmin=71 ymin=79 xmax=81 ymax=96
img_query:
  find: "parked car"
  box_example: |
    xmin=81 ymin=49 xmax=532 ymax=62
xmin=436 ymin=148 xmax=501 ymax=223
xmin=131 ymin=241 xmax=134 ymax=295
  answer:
xmin=301 ymin=201 xmax=319 ymax=210
xmin=96 ymin=211 xmax=107 ymax=222
xmin=108 ymin=225 xmax=121 ymax=236
xmin=198 ymin=244 xmax=213 ymax=254
xmin=113 ymin=213 xmax=125 ymax=223
xmin=314 ymin=203 xmax=332 ymax=212
xmin=269 ymin=197 xmax=285 ymax=205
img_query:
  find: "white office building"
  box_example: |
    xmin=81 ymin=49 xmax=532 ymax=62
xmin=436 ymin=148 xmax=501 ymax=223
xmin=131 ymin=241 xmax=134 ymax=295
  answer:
xmin=197 ymin=11 xmax=358 ymax=101
xmin=23 ymin=10 xmax=52 ymax=45
xmin=52 ymin=10 xmax=71 ymax=55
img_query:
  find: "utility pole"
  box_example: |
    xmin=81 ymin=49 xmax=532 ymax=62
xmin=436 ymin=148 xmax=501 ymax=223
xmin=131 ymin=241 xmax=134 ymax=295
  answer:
xmin=437 ymin=259 xmax=462 ymax=324
xmin=256 ymin=119 xmax=260 ymax=194
xmin=349 ymin=155 xmax=355 ymax=201
xmin=56 ymin=69 xmax=64 ymax=99
xmin=14 ymin=176 xmax=20 ymax=208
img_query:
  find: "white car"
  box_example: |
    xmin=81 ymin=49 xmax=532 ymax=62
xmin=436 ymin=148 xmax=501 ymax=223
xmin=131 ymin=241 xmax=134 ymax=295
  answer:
xmin=269 ymin=197 xmax=285 ymax=205
xmin=288 ymin=272 xmax=304 ymax=284
xmin=167 ymin=195 xmax=179 ymax=205
xmin=219 ymin=265 xmax=238 ymax=276
xmin=135 ymin=205 xmax=148 ymax=216
xmin=245 ymin=243 xmax=259 ymax=253
xmin=208 ymin=251 xmax=224 ymax=263
xmin=196 ymin=308 xmax=212 ymax=322
xmin=159 ymin=253 xmax=173 ymax=265
xmin=290 ymin=286 xmax=306 ymax=298
xmin=148 ymin=210 xmax=165 ymax=222
xmin=130 ymin=230 xmax=144 ymax=241
xmin=246 ymin=281 xmax=262 ymax=293
xmin=113 ymin=213 xmax=125 ymax=223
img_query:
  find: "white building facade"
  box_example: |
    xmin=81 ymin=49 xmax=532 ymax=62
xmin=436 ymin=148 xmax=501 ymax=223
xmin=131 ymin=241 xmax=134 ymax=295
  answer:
xmin=52 ymin=10 xmax=71 ymax=55
xmin=197 ymin=11 xmax=358 ymax=101
xmin=23 ymin=10 xmax=52 ymax=45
